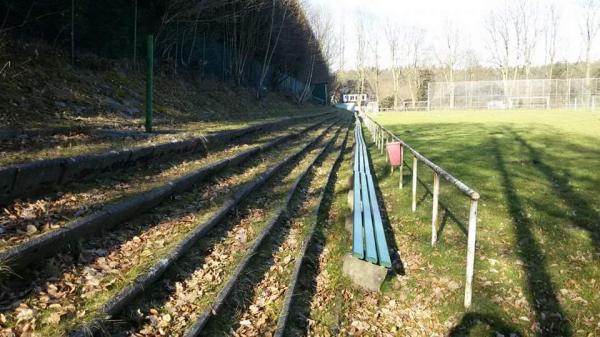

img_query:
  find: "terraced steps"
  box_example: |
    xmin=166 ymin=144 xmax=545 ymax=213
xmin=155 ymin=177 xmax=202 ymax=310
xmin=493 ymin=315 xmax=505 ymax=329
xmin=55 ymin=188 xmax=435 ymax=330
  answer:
xmin=0 ymin=112 xmax=334 ymax=203
xmin=0 ymin=112 xmax=354 ymax=337
xmin=0 ymin=117 xmax=333 ymax=261
xmin=200 ymin=126 xmax=348 ymax=337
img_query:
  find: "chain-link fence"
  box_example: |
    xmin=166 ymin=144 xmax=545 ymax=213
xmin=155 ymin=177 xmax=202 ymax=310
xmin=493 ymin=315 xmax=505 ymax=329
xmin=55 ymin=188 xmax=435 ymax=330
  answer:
xmin=427 ymin=78 xmax=600 ymax=110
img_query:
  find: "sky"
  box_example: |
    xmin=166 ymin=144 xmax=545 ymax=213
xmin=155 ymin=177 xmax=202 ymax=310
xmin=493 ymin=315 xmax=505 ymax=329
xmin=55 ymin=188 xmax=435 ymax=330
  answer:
xmin=305 ymin=0 xmax=587 ymax=71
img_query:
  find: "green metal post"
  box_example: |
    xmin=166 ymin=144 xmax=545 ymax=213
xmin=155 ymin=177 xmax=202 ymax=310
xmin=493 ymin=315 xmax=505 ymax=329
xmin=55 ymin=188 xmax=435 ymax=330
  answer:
xmin=145 ymin=35 xmax=154 ymax=133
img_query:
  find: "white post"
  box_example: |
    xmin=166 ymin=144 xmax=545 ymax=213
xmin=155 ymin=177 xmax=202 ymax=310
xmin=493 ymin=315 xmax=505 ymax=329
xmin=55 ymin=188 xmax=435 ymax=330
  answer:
xmin=412 ymin=155 xmax=418 ymax=212
xmin=431 ymin=172 xmax=440 ymax=246
xmin=385 ymin=136 xmax=389 ymax=161
xmin=373 ymin=124 xmax=376 ymax=142
xmin=427 ymin=82 xmax=431 ymax=111
xmin=464 ymin=199 xmax=478 ymax=308
xmin=399 ymin=146 xmax=404 ymax=189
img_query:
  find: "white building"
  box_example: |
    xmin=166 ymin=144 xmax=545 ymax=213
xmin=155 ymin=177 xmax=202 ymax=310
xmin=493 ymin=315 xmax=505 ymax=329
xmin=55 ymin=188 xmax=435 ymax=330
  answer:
xmin=342 ymin=94 xmax=369 ymax=103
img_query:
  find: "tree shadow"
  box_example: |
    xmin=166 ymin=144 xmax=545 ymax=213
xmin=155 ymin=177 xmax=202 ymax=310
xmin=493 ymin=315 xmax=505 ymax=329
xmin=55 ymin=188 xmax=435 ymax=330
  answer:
xmin=448 ymin=312 xmax=523 ymax=337
xmin=103 ymin=205 xmax=258 ymax=335
xmin=282 ymin=143 xmax=347 ymax=336
xmin=491 ymin=137 xmax=572 ymax=336
xmin=410 ymin=164 xmax=468 ymax=240
xmin=510 ymin=130 xmax=600 ymax=255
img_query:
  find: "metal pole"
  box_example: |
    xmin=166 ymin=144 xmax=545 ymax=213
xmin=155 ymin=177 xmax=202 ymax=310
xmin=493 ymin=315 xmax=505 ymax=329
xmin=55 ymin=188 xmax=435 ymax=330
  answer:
xmin=412 ymin=155 xmax=418 ymax=212
xmin=133 ymin=0 xmax=138 ymax=64
xmin=146 ymin=35 xmax=154 ymax=133
xmin=71 ymin=0 xmax=75 ymax=65
xmin=431 ymin=172 xmax=440 ymax=246
xmin=399 ymin=146 xmax=404 ymax=189
xmin=464 ymin=199 xmax=478 ymax=308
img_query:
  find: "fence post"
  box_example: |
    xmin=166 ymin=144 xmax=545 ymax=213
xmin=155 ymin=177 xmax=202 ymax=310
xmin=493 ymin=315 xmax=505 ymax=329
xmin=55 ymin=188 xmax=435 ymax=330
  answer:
xmin=399 ymin=146 xmax=404 ymax=189
xmin=464 ymin=198 xmax=478 ymax=308
xmin=145 ymin=34 xmax=154 ymax=133
xmin=431 ymin=172 xmax=440 ymax=246
xmin=412 ymin=155 xmax=418 ymax=212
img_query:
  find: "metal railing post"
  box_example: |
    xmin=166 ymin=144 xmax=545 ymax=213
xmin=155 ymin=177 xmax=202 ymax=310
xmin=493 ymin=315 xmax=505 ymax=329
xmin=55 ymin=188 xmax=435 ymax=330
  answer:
xmin=145 ymin=35 xmax=154 ymax=133
xmin=431 ymin=172 xmax=440 ymax=246
xmin=412 ymin=155 xmax=418 ymax=212
xmin=399 ymin=146 xmax=404 ymax=189
xmin=464 ymin=198 xmax=478 ymax=308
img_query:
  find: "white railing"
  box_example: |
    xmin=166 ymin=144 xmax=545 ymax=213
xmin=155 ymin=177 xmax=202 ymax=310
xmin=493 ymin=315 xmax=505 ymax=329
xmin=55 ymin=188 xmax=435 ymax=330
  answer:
xmin=362 ymin=115 xmax=480 ymax=309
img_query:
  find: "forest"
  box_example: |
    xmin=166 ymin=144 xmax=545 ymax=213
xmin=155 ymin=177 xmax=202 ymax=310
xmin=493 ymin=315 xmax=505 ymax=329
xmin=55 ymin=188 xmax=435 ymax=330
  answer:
xmin=0 ymin=0 xmax=331 ymax=99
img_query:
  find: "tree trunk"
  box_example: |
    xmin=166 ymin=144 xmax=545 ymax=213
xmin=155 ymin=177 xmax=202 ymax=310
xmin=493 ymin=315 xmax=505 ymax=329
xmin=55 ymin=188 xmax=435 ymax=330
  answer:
xmin=133 ymin=0 xmax=137 ymax=65
xmin=71 ymin=0 xmax=75 ymax=65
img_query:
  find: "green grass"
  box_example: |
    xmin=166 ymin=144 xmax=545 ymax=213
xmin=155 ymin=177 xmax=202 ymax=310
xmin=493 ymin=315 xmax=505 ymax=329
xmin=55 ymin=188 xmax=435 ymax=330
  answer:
xmin=370 ymin=109 xmax=600 ymax=335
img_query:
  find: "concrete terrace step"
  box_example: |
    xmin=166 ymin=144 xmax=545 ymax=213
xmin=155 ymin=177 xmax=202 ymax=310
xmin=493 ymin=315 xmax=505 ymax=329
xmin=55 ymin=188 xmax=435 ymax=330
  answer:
xmin=0 ymin=112 xmax=334 ymax=204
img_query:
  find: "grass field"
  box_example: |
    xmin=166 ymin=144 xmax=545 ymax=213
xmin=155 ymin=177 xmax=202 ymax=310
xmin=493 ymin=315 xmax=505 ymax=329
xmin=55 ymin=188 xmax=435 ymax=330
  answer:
xmin=365 ymin=109 xmax=600 ymax=336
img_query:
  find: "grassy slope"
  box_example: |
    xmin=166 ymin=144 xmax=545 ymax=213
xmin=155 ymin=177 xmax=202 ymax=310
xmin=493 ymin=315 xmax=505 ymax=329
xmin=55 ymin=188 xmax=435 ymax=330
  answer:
xmin=0 ymin=38 xmax=334 ymax=164
xmin=0 ymin=39 xmax=323 ymax=130
xmin=369 ymin=109 xmax=600 ymax=335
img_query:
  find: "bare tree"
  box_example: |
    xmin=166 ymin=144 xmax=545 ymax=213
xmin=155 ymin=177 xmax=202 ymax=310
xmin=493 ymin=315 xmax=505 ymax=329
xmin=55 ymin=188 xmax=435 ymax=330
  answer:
xmin=71 ymin=0 xmax=75 ymax=65
xmin=307 ymin=3 xmax=338 ymax=71
xmin=580 ymin=0 xmax=600 ymax=83
xmin=257 ymin=0 xmax=289 ymax=98
xmin=355 ymin=11 xmax=368 ymax=109
xmin=436 ymin=20 xmax=461 ymax=108
xmin=384 ymin=21 xmax=401 ymax=109
xmin=513 ymin=0 xmax=541 ymax=80
xmin=133 ymin=0 xmax=138 ymax=64
xmin=485 ymin=2 xmax=525 ymax=98
xmin=338 ymin=20 xmax=345 ymax=71
xmin=543 ymin=3 xmax=560 ymax=80
xmin=403 ymin=26 xmax=426 ymax=107
xmin=369 ymin=29 xmax=381 ymax=102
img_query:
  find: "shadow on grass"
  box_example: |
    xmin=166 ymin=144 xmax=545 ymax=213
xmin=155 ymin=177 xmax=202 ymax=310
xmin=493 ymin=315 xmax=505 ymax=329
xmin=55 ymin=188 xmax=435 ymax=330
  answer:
xmin=448 ymin=312 xmax=523 ymax=337
xmin=511 ymin=130 xmax=600 ymax=255
xmin=104 ymin=206 xmax=257 ymax=334
xmin=283 ymin=143 xmax=347 ymax=336
xmin=410 ymin=170 xmax=469 ymax=239
xmin=200 ymin=207 xmax=295 ymax=335
xmin=364 ymin=139 xmax=405 ymax=275
xmin=492 ymin=137 xmax=572 ymax=337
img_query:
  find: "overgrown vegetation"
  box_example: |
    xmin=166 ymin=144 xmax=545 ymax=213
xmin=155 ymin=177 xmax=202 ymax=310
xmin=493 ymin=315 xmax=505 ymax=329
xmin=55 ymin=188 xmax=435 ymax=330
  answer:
xmin=0 ymin=0 xmax=331 ymax=128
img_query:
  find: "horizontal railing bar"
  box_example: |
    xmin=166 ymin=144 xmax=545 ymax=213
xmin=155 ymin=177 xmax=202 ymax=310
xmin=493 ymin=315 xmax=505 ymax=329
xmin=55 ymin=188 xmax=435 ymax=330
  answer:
xmin=365 ymin=116 xmax=480 ymax=200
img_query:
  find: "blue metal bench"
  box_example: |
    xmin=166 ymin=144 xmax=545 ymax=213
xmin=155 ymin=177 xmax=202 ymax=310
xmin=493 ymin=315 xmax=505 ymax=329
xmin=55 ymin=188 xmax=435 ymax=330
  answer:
xmin=352 ymin=118 xmax=392 ymax=268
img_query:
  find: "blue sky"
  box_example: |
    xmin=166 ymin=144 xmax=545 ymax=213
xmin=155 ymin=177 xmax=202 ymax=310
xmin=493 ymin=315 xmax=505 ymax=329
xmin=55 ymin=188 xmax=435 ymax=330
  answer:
xmin=305 ymin=0 xmax=586 ymax=71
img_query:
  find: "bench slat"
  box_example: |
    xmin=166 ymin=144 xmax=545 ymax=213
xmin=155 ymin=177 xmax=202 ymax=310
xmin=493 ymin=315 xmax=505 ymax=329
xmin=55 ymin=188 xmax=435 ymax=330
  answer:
xmin=352 ymin=167 xmax=364 ymax=259
xmin=360 ymin=171 xmax=378 ymax=264
xmin=352 ymin=120 xmax=392 ymax=268
xmin=366 ymin=172 xmax=392 ymax=268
